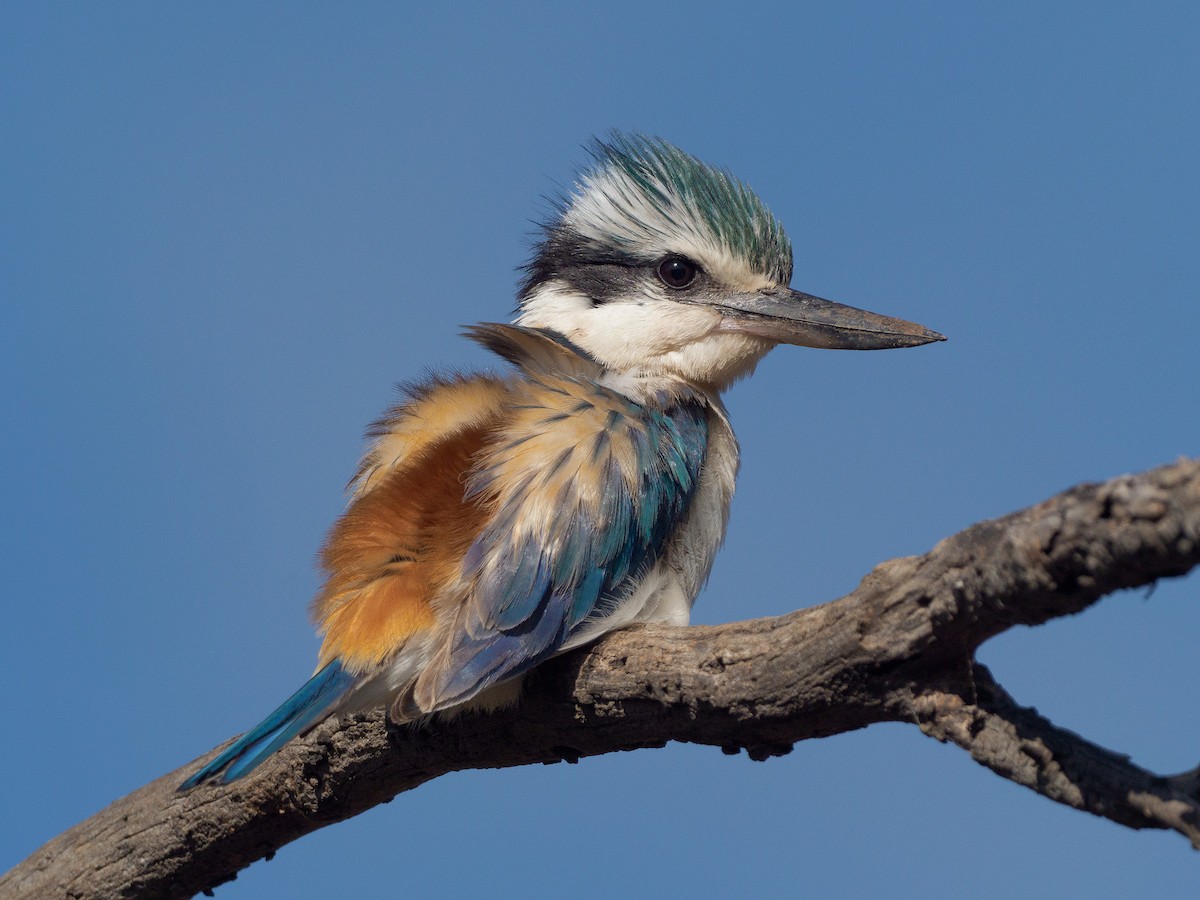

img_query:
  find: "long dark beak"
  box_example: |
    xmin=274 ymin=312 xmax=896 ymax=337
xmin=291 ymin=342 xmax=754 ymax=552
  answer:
xmin=715 ymin=288 xmax=945 ymax=350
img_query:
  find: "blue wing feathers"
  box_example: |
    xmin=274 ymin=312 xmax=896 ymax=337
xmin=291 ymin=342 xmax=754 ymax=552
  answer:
xmin=487 ymin=548 xmax=553 ymax=631
xmin=438 ymin=593 xmax=571 ymax=701
xmin=179 ymin=660 xmax=356 ymax=789
xmin=431 ymin=393 xmax=709 ymax=707
xmin=569 ymin=566 xmax=606 ymax=628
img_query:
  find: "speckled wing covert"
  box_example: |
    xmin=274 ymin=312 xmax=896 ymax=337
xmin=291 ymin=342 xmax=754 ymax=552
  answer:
xmin=312 ymin=324 xmax=711 ymax=719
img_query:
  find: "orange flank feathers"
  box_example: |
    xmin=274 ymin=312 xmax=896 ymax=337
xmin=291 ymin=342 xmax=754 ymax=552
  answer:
xmin=350 ymin=376 xmax=512 ymax=499
xmin=311 ymin=378 xmax=509 ymax=672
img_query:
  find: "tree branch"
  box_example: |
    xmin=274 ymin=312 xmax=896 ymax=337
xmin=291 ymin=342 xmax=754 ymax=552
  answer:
xmin=912 ymin=662 xmax=1200 ymax=846
xmin=4 ymin=458 xmax=1198 ymax=899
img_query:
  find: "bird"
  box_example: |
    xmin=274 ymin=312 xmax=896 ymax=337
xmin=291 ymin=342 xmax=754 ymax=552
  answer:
xmin=180 ymin=133 xmax=944 ymax=788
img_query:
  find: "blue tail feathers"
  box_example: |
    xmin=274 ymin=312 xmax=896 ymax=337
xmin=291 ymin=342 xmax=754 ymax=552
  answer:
xmin=179 ymin=660 xmax=357 ymax=789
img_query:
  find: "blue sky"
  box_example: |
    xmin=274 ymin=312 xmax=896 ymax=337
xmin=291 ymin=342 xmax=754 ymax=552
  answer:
xmin=3 ymin=3 xmax=1198 ymax=897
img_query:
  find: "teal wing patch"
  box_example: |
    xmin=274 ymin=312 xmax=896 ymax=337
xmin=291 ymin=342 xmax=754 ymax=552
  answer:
xmin=413 ymin=325 xmax=709 ymax=710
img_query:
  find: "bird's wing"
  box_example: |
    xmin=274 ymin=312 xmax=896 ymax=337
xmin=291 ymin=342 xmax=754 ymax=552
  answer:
xmin=311 ymin=373 xmax=511 ymax=673
xmin=403 ymin=324 xmax=711 ymax=715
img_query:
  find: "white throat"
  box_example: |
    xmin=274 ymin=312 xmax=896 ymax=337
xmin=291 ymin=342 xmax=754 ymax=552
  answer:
xmin=516 ymin=281 xmax=776 ymax=395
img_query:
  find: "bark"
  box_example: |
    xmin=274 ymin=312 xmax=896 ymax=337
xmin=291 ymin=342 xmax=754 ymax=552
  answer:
xmin=3 ymin=457 xmax=1198 ymax=899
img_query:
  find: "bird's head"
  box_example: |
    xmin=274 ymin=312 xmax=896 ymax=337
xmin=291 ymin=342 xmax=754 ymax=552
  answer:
xmin=516 ymin=134 xmax=943 ymax=393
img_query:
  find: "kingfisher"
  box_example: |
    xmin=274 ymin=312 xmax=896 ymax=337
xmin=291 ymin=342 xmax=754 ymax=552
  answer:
xmin=181 ymin=134 xmax=943 ymax=788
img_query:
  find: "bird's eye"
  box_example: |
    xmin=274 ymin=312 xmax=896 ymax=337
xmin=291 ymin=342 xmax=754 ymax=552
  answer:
xmin=656 ymin=256 xmax=699 ymax=290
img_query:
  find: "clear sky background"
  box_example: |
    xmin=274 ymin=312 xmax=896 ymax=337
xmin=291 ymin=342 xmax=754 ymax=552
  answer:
xmin=3 ymin=3 xmax=1198 ymax=897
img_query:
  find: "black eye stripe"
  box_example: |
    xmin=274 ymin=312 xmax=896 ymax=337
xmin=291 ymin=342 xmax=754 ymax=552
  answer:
xmin=656 ymin=256 xmax=699 ymax=289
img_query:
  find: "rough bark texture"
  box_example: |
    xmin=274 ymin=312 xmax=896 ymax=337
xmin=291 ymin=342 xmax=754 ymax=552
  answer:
xmin=4 ymin=458 xmax=1198 ymax=899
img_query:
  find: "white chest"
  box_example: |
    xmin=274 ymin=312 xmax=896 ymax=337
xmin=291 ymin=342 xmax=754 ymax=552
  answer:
xmin=663 ymin=404 xmax=740 ymax=606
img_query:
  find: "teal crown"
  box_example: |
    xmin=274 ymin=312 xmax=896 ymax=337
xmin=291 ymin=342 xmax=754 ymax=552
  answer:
xmin=578 ymin=133 xmax=794 ymax=284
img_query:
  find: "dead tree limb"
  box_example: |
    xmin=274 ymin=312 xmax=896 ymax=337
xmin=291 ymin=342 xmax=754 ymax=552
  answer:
xmin=3 ymin=457 xmax=1198 ymax=899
